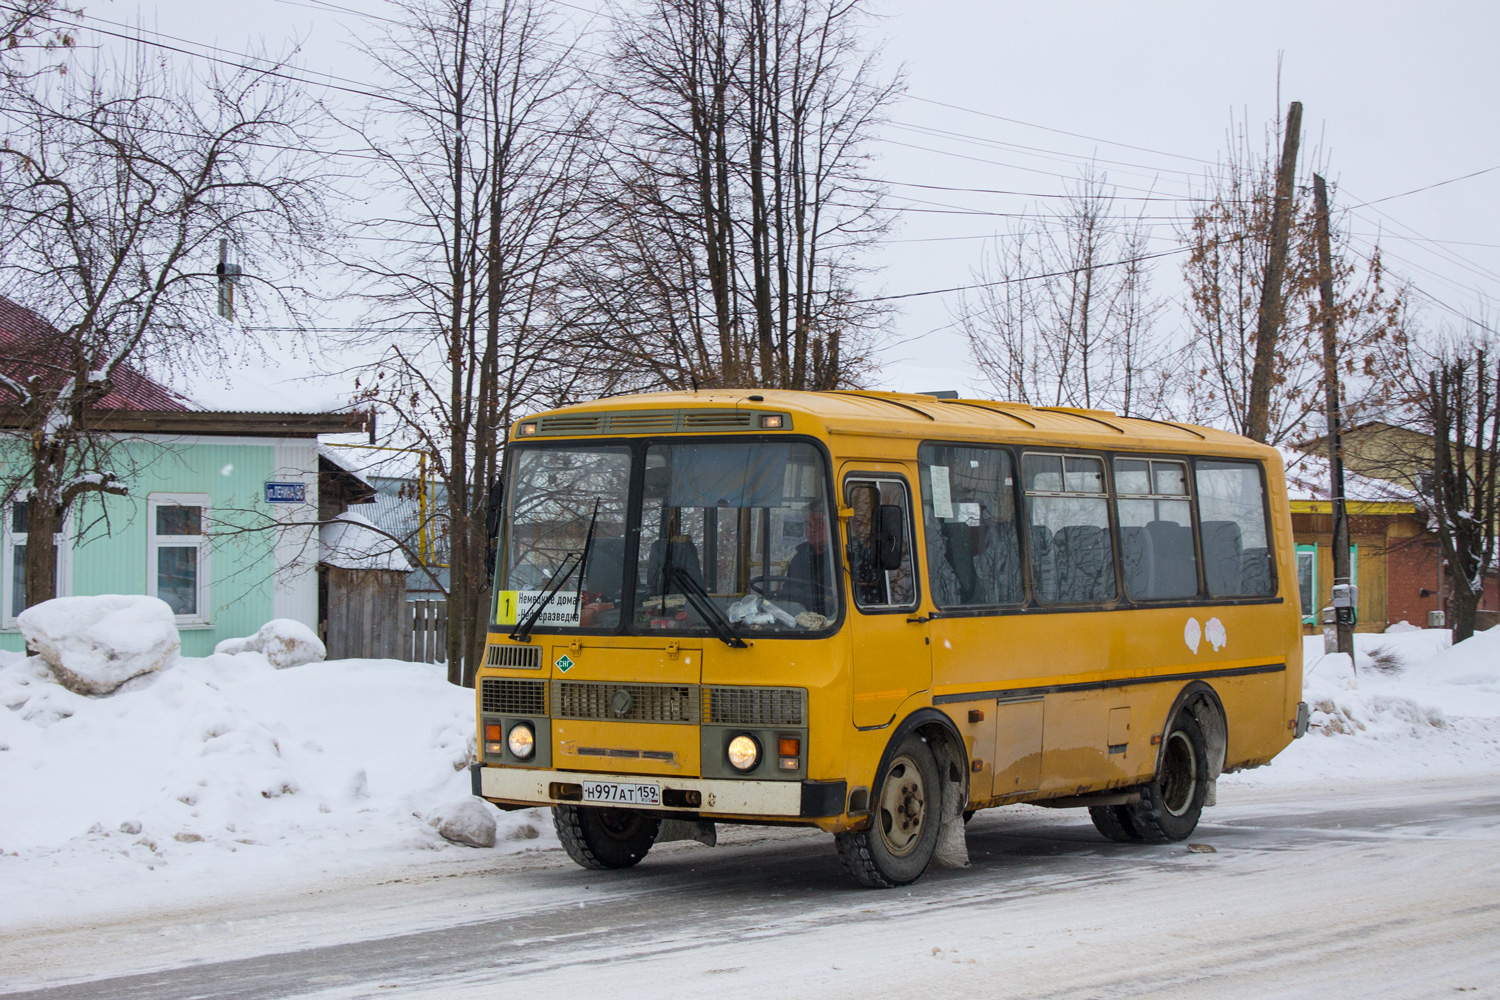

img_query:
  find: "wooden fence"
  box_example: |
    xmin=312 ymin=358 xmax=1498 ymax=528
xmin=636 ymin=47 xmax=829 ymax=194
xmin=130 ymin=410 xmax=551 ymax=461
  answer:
xmin=407 ymin=599 xmax=448 ymax=664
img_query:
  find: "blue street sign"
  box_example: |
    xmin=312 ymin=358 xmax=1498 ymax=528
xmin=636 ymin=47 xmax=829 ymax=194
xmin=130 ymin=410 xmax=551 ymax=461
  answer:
xmin=264 ymin=482 xmax=307 ymax=504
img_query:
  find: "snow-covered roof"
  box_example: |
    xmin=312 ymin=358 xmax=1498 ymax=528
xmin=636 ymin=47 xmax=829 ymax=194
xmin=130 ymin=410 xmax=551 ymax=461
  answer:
xmin=318 ymin=445 xmax=376 ymax=490
xmin=1280 ymin=447 xmax=1417 ymax=504
xmin=319 ymin=511 xmax=412 ymax=572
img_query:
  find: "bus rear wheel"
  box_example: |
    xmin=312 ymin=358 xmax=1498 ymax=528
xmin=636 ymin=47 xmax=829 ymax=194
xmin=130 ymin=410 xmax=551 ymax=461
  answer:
xmin=835 ymin=733 xmax=942 ymax=888
xmin=1122 ymin=712 xmax=1209 ymax=843
xmin=1088 ymin=804 xmax=1143 ymax=842
xmin=552 ymin=805 xmax=661 ymax=870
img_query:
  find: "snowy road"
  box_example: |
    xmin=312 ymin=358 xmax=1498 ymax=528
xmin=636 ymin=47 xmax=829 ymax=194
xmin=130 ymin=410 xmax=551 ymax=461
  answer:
xmin=5 ymin=776 xmax=1499 ymax=1000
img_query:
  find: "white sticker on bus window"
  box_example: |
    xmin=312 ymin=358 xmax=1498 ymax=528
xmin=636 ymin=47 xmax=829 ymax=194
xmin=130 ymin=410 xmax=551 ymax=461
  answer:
xmin=515 ymin=589 xmax=581 ymax=627
xmin=958 ymin=502 xmax=981 ymax=526
xmin=930 ymin=465 xmax=954 ymax=519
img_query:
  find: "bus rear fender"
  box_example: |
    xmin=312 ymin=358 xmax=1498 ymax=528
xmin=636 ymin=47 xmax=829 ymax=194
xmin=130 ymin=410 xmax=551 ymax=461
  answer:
xmin=1157 ymin=681 xmax=1228 ymax=805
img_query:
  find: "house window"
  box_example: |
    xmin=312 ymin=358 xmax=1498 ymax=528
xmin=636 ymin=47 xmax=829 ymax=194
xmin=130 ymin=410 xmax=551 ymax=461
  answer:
xmin=1297 ymin=542 xmax=1359 ymax=625
xmin=1296 ymin=544 xmax=1316 ymax=623
xmin=148 ymin=494 xmax=211 ymax=623
xmin=2 ymin=501 xmax=71 ymax=626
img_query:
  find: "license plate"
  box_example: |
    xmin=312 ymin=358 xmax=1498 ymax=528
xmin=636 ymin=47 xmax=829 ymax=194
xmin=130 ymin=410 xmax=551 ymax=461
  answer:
xmin=580 ymin=781 xmax=662 ymax=806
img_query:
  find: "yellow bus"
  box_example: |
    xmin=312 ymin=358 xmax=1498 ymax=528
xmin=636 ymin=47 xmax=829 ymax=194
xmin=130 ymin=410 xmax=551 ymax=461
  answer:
xmin=472 ymin=390 xmax=1307 ymax=887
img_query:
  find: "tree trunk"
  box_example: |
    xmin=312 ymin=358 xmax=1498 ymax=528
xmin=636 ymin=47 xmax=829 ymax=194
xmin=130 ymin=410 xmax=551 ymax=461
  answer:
xmin=1244 ymin=100 xmax=1302 ymax=443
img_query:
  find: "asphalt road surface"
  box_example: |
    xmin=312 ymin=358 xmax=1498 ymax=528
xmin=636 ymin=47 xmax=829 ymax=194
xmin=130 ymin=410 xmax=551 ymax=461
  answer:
xmin=6 ymin=778 xmax=1499 ymax=1000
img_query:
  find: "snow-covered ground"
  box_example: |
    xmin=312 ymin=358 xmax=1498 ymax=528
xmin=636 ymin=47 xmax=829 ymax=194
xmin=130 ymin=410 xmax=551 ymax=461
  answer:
xmin=2 ymin=622 xmax=1497 ymax=943
xmin=0 ymin=650 xmax=554 ymax=931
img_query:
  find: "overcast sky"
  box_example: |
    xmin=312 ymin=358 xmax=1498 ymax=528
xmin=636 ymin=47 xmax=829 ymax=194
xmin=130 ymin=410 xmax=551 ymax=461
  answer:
xmin=71 ymin=0 xmax=1500 ymax=408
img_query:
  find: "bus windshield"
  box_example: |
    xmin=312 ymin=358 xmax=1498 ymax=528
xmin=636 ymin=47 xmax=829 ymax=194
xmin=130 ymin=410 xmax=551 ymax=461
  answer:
xmin=638 ymin=441 xmax=837 ymax=635
xmin=497 ymin=440 xmax=838 ymax=635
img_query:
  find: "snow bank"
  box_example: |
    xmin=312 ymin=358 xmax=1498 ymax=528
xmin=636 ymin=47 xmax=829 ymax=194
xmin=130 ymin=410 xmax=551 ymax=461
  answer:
xmin=320 ymin=511 xmax=411 ymax=572
xmin=0 ymin=651 xmax=554 ymax=928
xmin=17 ymin=595 xmax=180 ymax=695
xmin=214 ymin=618 xmax=326 ymax=669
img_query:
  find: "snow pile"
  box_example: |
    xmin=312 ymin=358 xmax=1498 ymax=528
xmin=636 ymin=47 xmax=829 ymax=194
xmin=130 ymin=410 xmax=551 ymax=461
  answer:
xmin=432 ymin=797 xmax=498 ymax=847
xmin=320 ymin=511 xmax=411 ymax=572
xmin=214 ymin=618 xmax=326 ymax=668
xmin=17 ymin=595 xmax=180 ymax=695
xmin=0 ymin=649 xmax=554 ymax=927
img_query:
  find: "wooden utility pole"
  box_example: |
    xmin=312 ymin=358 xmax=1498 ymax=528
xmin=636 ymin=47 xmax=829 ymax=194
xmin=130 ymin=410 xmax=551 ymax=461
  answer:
xmin=1313 ymin=173 xmax=1355 ymax=663
xmin=1244 ymin=100 xmax=1303 ymax=443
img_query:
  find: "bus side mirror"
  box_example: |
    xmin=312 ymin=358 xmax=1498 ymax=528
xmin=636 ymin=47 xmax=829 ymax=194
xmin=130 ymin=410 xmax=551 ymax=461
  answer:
xmin=484 ymin=477 xmax=504 ymax=576
xmin=876 ymin=504 xmax=905 ymax=570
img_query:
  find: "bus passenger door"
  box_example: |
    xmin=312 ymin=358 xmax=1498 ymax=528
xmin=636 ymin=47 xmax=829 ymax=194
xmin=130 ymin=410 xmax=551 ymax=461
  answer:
xmin=841 ymin=471 xmax=930 ymax=729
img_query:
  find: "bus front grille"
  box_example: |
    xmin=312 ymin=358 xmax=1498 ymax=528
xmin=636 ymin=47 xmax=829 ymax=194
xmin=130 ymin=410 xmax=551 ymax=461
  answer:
xmin=555 ymin=682 xmax=697 ymax=724
xmin=705 ymin=686 xmax=806 ymax=727
xmin=481 ymin=678 xmax=547 ymax=716
xmin=485 ymin=644 xmax=542 ymax=669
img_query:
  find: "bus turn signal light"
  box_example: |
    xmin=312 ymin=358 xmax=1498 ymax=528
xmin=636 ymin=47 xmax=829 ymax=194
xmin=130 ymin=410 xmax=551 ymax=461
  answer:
xmin=484 ymin=724 xmax=502 ymax=742
xmin=778 ymin=737 xmax=800 ymax=757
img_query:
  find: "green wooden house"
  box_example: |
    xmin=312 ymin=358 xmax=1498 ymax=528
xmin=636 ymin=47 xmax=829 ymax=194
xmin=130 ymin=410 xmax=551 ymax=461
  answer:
xmin=0 ymin=298 xmax=369 ymax=656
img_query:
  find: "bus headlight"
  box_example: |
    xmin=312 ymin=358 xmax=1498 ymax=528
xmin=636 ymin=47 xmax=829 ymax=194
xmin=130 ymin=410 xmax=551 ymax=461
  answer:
xmin=727 ymin=734 xmax=760 ymax=771
xmin=507 ymin=723 xmax=536 ymax=760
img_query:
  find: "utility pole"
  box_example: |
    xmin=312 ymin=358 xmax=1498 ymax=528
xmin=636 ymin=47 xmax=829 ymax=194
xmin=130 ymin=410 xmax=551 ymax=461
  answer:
xmin=1313 ymin=173 xmax=1356 ymax=664
xmin=1245 ymin=100 xmax=1303 ymax=443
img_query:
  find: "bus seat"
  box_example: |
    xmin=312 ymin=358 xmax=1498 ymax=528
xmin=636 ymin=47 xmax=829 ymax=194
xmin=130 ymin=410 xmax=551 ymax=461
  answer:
xmin=582 ymin=536 xmax=626 ymax=600
xmin=1054 ymin=525 xmax=1114 ymax=602
xmin=1200 ymin=520 xmax=1244 ymax=595
xmin=643 ymin=536 xmax=704 ymax=596
xmin=1146 ymin=520 xmax=1198 ymax=598
xmin=1028 ymin=524 xmax=1057 ymax=602
xmin=975 ymin=521 xmax=1023 ymax=604
xmin=1240 ymin=547 xmax=1272 ymax=594
xmin=941 ymin=521 xmax=977 ymax=601
xmin=924 ymin=519 xmax=963 ymax=606
xmin=1120 ymin=525 xmax=1155 ymax=598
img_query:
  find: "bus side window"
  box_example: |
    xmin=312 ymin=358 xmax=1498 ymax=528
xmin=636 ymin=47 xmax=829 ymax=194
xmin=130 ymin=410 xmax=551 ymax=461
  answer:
xmin=845 ymin=479 xmax=918 ymax=611
xmin=1194 ymin=460 xmax=1276 ymax=597
xmin=1023 ymin=453 xmax=1117 ymax=605
xmin=1115 ymin=458 xmax=1200 ymax=600
xmin=917 ymin=444 xmax=1024 ymax=608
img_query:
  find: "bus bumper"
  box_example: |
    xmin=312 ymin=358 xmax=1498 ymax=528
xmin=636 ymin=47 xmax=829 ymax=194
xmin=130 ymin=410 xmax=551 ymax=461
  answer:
xmin=472 ymin=764 xmax=845 ymax=819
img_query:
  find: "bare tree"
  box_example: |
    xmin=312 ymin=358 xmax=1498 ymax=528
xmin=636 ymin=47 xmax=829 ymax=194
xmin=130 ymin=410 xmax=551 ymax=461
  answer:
xmin=1179 ymin=113 xmax=1403 ymax=444
xmin=579 ymin=0 xmax=896 ymax=390
xmin=960 ymin=169 xmax=1168 ymax=415
xmin=348 ymin=0 xmax=602 ymax=686
xmin=2 ymin=1 xmax=72 ymax=77
xmin=0 ymin=47 xmax=327 ymax=609
xmin=1425 ymin=347 xmax=1499 ymax=642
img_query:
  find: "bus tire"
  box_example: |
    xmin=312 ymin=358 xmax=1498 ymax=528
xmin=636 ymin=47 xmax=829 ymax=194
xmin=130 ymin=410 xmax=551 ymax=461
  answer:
xmin=552 ymin=805 xmax=661 ymax=870
xmin=834 ymin=733 xmax=942 ymax=888
xmin=1123 ymin=712 xmax=1208 ymax=843
xmin=1088 ymin=804 xmax=1143 ymax=842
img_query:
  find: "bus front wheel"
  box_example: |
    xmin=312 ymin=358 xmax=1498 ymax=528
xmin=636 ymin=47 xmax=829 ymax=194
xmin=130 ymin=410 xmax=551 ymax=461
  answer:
xmin=1121 ymin=712 xmax=1209 ymax=843
xmin=835 ymin=733 xmax=942 ymax=888
xmin=552 ymin=805 xmax=661 ymax=870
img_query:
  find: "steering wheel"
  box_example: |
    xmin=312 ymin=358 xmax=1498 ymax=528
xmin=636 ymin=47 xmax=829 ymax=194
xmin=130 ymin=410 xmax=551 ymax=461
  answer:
xmin=748 ymin=574 xmax=816 ymax=607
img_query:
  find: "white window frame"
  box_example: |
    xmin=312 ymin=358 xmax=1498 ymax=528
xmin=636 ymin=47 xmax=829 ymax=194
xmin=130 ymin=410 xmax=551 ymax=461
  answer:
xmin=147 ymin=493 xmax=212 ymax=625
xmin=2 ymin=501 xmax=73 ymax=629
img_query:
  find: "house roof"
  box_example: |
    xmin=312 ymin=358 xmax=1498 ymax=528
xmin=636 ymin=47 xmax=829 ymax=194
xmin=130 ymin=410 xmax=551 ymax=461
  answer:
xmin=0 ymin=296 xmax=371 ymax=438
xmin=0 ymin=295 xmax=195 ymax=411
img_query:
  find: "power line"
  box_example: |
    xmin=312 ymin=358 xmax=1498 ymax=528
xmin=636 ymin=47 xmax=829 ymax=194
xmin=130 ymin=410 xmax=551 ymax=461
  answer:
xmin=904 ymin=95 xmax=1218 ymax=166
xmin=1343 ymin=163 xmax=1500 ymax=211
xmin=852 ymin=237 xmax=1241 ymax=304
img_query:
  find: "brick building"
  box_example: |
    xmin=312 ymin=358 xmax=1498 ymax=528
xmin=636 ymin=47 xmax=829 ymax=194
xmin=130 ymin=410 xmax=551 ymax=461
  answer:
xmin=1286 ymin=433 xmax=1498 ymax=633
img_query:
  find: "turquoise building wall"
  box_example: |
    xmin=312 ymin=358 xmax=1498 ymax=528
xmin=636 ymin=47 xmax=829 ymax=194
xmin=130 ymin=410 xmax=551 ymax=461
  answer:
xmin=1 ymin=435 xmax=318 ymax=657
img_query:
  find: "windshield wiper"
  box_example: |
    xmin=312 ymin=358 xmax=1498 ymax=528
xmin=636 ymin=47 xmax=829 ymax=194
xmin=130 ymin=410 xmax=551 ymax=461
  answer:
xmin=510 ymin=501 xmax=600 ymax=643
xmin=509 ymin=551 xmax=580 ymax=643
xmin=668 ymin=563 xmax=749 ymax=649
